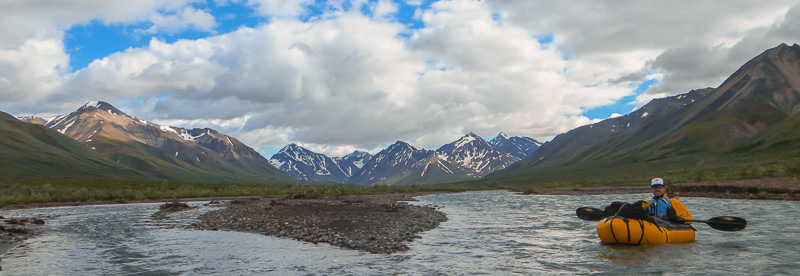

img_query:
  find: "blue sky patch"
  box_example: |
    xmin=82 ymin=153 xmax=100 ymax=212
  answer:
xmin=64 ymin=22 xmax=151 ymax=71
xmin=64 ymin=0 xmax=262 ymax=71
xmin=583 ymin=79 xmax=658 ymax=120
xmin=535 ymin=33 xmax=554 ymax=45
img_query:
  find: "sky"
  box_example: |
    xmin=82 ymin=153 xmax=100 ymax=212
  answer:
xmin=2 ymin=0 xmax=800 ymax=157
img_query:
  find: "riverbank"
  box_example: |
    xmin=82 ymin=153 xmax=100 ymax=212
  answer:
xmin=526 ymin=176 xmax=800 ymax=201
xmin=0 ymin=196 xmax=268 ymax=211
xmin=1 ymin=216 xmax=44 ymax=270
xmin=0 ymin=193 xmax=448 ymax=255
xmin=192 ymin=192 xmax=447 ymax=254
xmin=2 ymin=176 xmax=797 ymax=257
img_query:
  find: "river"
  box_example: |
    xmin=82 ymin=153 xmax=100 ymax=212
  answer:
xmin=1 ymin=190 xmax=798 ymax=275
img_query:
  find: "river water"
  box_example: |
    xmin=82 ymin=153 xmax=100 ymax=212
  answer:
xmin=1 ymin=191 xmax=798 ymax=275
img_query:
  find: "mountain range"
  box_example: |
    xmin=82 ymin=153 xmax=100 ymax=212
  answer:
xmin=8 ymin=100 xmax=540 ymax=186
xmin=270 ymin=132 xmax=541 ymax=185
xmin=13 ymin=101 xmax=291 ymax=183
xmin=489 ymin=43 xmax=800 ymax=186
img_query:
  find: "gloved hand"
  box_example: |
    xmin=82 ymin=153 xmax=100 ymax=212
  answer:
xmin=667 ymin=208 xmax=684 ymax=224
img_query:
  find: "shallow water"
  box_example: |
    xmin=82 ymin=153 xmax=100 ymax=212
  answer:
xmin=1 ymin=191 xmax=798 ymax=275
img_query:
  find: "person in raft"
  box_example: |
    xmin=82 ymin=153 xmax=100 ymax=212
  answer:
xmin=642 ymin=177 xmax=693 ymax=224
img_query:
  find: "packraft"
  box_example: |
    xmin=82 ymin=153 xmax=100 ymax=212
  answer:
xmin=596 ymin=216 xmax=696 ymax=245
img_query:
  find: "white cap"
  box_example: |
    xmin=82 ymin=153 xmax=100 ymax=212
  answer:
xmin=651 ymin=178 xmax=665 ymax=186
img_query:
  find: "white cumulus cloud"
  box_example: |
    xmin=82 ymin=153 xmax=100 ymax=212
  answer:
xmin=3 ymin=0 xmax=800 ymax=157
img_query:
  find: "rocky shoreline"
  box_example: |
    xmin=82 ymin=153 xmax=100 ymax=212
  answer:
xmin=0 ymin=216 xmax=46 ymax=270
xmin=192 ymin=192 xmax=448 ymax=254
xmin=2 ymin=176 xmax=798 ymax=259
xmin=527 ymin=176 xmax=800 ymax=201
xmin=670 ymin=177 xmax=800 ymax=200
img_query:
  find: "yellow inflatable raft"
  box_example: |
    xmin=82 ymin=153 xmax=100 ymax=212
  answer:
xmin=597 ymin=216 xmax=696 ymax=245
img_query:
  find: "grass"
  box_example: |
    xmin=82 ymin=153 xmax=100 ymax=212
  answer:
xmin=0 ymin=178 xmax=502 ymax=206
xmin=4 ymin=129 xmax=800 ymax=206
xmin=3 ymin=155 xmax=799 ymax=206
xmin=479 ymin=154 xmax=800 ymax=192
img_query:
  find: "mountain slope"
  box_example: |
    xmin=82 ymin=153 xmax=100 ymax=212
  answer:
xmin=333 ymin=151 xmax=373 ymax=177
xmin=22 ymin=101 xmax=290 ymax=183
xmin=516 ymin=88 xmax=714 ymax=168
xmin=655 ymin=43 xmax=800 ymax=153
xmin=269 ymin=144 xmax=350 ymax=183
xmin=0 ymin=111 xmax=144 ymax=181
xmin=491 ymin=43 xmax=800 ymax=186
xmin=488 ymin=132 xmax=542 ymax=159
xmin=348 ymin=141 xmax=471 ymax=185
xmin=435 ymin=132 xmax=520 ymax=176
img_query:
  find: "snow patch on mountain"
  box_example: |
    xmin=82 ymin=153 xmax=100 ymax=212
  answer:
xmin=455 ymin=134 xmax=477 ymax=148
xmin=178 ymin=129 xmax=206 ymax=141
xmin=58 ymin=120 xmax=75 ymax=134
xmin=160 ymin=125 xmax=179 ymax=135
xmin=82 ymin=101 xmax=101 ymax=109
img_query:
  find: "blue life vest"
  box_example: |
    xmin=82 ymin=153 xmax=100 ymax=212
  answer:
xmin=648 ymin=196 xmax=672 ymax=218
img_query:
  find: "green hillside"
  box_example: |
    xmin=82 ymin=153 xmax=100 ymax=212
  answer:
xmin=90 ymin=133 xmax=294 ymax=184
xmin=0 ymin=111 xmax=146 ymax=181
xmin=484 ymin=44 xmax=800 ymax=190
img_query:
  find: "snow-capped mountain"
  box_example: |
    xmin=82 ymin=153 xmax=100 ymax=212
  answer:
xmin=269 ymin=144 xmax=350 ymax=183
xmin=348 ymin=141 xmax=428 ymax=185
xmin=348 ymin=141 xmax=469 ymax=185
xmin=272 ymin=132 xmax=540 ymax=185
xmin=489 ymin=132 xmax=542 ymax=159
xmin=435 ymin=132 xmax=521 ymax=176
xmin=20 ymin=101 xmax=288 ymax=182
xmin=333 ymin=150 xmax=373 ymax=177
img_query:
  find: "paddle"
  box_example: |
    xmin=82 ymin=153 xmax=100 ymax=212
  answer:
xmin=676 ymin=216 xmax=747 ymax=232
xmin=576 ymin=207 xmax=747 ymax=232
xmin=576 ymin=207 xmax=606 ymax=221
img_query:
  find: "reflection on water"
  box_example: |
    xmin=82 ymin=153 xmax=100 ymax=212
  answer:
xmin=1 ymin=191 xmax=798 ymax=275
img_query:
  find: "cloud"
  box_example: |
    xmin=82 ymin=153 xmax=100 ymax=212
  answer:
xmin=405 ymin=1 xmax=423 ymax=7
xmin=134 ymin=6 xmax=219 ymax=35
xmin=3 ymin=0 xmax=800 ymax=157
xmin=372 ymin=0 xmax=400 ymax=19
xmin=0 ymin=38 xmax=69 ymax=113
xmin=486 ymin=0 xmax=800 ymax=106
xmin=0 ymin=0 xmax=206 ymax=112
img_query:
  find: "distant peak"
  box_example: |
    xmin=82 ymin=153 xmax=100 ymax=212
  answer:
xmin=496 ymin=132 xmax=509 ymax=139
xmin=388 ymin=141 xmax=415 ymax=151
xmin=347 ymin=150 xmax=371 ymax=156
xmin=78 ymin=101 xmax=127 ymax=116
xmin=757 ymin=43 xmax=800 ymax=61
xmin=82 ymin=101 xmax=101 ymax=109
xmin=391 ymin=141 xmax=410 ymax=146
xmin=454 ymin=133 xmax=482 ymax=148
xmin=80 ymin=100 xmax=113 ymax=109
xmin=281 ymin=143 xmax=301 ymax=151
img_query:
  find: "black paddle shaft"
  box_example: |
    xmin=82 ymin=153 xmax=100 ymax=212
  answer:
xmin=678 ymin=216 xmax=747 ymax=232
xmin=577 ymin=207 xmax=747 ymax=231
xmin=576 ymin=207 xmax=606 ymax=221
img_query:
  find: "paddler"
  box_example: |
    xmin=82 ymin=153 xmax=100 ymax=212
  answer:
xmin=642 ymin=177 xmax=693 ymax=224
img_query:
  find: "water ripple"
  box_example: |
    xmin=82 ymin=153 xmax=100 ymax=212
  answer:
xmin=1 ymin=191 xmax=799 ymax=275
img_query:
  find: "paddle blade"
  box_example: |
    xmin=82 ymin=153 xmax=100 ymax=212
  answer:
xmin=576 ymin=207 xmax=606 ymax=221
xmin=705 ymin=216 xmax=747 ymax=232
